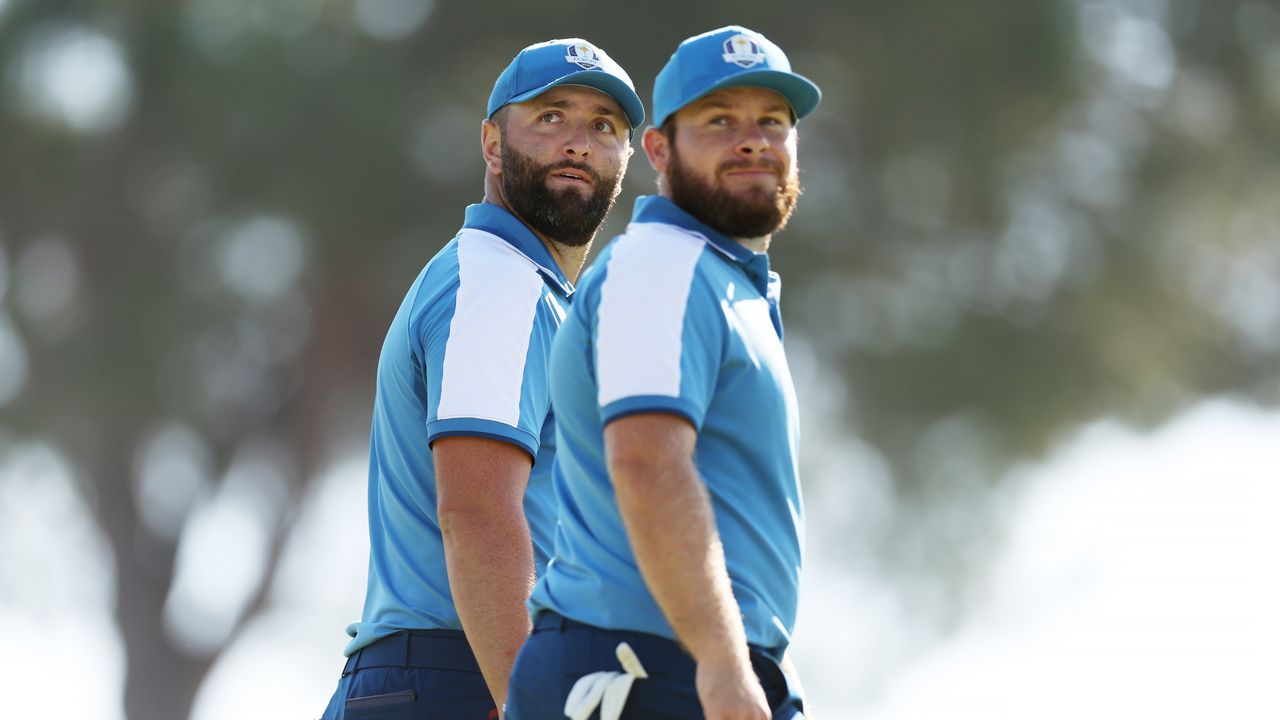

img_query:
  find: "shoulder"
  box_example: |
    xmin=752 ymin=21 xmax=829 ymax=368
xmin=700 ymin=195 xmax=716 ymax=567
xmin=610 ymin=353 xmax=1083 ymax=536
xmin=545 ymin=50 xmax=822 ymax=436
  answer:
xmin=419 ymin=229 xmax=545 ymax=306
xmin=454 ymin=228 xmax=544 ymax=278
xmin=610 ymin=222 xmax=707 ymax=262
xmin=595 ymin=222 xmax=709 ymax=295
xmin=413 ymin=230 xmax=547 ymax=336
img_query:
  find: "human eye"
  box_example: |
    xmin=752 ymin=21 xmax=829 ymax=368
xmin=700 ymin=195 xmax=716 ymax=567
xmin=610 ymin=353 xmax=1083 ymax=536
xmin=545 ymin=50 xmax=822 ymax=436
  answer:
xmin=538 ymin=111 xmax=563 ymax=124
xmin=593 ymin=118 xmax=617 ymax=134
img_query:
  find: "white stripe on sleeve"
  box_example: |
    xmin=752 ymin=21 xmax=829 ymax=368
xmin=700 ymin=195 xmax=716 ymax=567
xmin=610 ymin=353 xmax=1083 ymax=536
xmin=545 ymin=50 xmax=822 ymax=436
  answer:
xmin=436 ymin=229 xmax=544 ymax=426
xmin=596 ymin=224 xmax=705 ymax=407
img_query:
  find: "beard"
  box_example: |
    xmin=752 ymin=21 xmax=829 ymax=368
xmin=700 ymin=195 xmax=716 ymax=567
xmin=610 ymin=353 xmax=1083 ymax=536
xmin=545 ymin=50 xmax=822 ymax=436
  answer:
xmin=500 ymin=144 xmax=625 ymax=247
xmin=666 ymin=142 xmax=801 ymax=240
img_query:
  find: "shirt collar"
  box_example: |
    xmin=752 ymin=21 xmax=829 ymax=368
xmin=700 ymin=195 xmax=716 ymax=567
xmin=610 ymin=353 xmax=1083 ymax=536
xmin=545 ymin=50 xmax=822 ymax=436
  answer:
xmin=631 ymin=195 xmax=773 ymax=286
xmin=462 ymin=203 xmax=573 ymax=296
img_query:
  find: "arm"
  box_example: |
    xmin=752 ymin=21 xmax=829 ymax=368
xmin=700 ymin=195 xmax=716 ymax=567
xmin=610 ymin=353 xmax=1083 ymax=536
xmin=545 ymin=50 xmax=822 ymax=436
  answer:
xmin=435 ymin=436 xmax=535 ymax=713
xmin=605 ymin=413 xmax=770 ymax=720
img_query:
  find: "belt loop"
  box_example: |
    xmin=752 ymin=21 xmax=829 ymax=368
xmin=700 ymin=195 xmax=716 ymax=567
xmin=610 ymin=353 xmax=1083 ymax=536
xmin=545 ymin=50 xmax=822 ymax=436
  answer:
xmin=402 ymin=630 xmax=411 ymax=667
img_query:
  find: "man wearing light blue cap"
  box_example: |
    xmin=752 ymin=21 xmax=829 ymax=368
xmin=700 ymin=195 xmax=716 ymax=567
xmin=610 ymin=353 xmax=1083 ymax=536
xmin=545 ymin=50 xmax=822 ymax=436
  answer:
xmin=320 ymin=38 xmax=642 ymax=719
xmin=507 ymin=26 xmax=820 ymax=720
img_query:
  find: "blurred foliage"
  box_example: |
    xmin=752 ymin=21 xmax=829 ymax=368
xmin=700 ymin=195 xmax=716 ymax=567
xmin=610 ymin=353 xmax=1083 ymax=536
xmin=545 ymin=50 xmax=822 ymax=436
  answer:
xmin=1 ymin=0 xmax=1277 ymax=717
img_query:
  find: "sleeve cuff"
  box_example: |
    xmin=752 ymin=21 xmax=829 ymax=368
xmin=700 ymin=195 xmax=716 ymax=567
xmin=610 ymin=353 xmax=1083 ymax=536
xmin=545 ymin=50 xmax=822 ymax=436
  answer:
xmin=600 ymin=395 xmax=704 ymax=431
xmin=427 ymin=417 xmax=539 ymax=459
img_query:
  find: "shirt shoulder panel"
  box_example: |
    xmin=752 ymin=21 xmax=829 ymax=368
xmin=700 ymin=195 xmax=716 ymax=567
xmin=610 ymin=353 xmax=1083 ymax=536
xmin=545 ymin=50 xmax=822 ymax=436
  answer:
xmin=595 ymin=223 xmax=707 ymax=409
xmin=433 ymin=229 xmax=545 ymax=428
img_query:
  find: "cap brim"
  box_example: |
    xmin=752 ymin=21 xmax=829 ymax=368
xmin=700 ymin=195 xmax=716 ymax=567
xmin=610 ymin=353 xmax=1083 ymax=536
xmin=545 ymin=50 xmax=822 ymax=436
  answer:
xmin=671 ymin=69 xmax=822 ymax=126
xmin=503 ymin=71 xmax=645 ymax=130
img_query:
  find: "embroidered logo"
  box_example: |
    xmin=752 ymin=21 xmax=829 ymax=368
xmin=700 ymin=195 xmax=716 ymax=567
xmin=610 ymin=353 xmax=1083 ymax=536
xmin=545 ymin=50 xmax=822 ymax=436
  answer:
xmin=565 ymin=43 xmax=602 ymax=70
xmin=721 ymin=35 xmax=765 ymax=68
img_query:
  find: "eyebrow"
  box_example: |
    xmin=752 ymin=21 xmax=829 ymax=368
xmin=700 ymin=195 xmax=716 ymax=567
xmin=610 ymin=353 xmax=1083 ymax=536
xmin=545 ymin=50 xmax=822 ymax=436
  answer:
xmin=690 ymin=98 xmax=791 ymax=115
xmin=538 ymin=98 xmax=620 ymax=118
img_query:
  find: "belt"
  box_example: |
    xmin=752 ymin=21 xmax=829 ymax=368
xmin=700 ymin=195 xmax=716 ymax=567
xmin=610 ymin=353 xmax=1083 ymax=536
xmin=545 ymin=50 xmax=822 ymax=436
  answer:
xmin=343 ymin=629 xmax=481 ymax=675
xmin=533 ymin=610 xmax=596 ymax=633
xmin=532 ymin=611 xmax=786 ymax=663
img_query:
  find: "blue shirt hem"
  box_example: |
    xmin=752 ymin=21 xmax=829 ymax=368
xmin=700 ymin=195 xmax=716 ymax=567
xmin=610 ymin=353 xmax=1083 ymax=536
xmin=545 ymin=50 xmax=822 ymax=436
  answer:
xmin=427 ymin=417 xmax=539 ymax=458
xmin=601 ymin=395 xmax=703 ymax=430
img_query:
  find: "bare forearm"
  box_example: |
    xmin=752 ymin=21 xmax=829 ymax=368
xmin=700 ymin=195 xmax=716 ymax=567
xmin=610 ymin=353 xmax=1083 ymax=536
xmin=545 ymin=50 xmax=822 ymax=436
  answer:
xmin=441 ymin=506 xmax=535 ymax=709
xmin=605 ymin=415 xmax=768 ymax=719
xmin=613 ymin=457 xmax=749 ymax=665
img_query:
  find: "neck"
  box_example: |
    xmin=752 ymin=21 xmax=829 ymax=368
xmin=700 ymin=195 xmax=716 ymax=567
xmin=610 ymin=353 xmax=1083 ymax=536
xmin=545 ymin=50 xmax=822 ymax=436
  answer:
xmin=484 ymin=175 xmax=593 ymax=284
xmin=734 ymin=235 xmax=770 ymax=253
xmin=541 ymin=236 xmax=591 ymax=284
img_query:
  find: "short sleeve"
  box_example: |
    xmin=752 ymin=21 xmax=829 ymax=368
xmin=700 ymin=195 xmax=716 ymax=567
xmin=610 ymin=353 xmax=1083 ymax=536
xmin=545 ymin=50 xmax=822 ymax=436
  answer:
xmin=423 ymin=233 xmax=548 ymax=457
xmin=594 ymin=230 xmax=721 ymax=429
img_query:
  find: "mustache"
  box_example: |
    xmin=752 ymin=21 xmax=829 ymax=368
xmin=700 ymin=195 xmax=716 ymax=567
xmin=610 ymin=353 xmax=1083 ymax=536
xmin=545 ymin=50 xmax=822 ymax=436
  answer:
xmin=546 ymin=159 xmax=602 ymax=184
xmin=717 ymin=158 xmax=783 ymax=175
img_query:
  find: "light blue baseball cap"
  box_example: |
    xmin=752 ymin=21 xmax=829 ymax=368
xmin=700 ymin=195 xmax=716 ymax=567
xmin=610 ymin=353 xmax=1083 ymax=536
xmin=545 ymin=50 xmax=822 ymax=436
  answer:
xmin=487 ymin=39 xmax=645 ymax=131
xmin=652 ymin=26 xmax=822 ymax=128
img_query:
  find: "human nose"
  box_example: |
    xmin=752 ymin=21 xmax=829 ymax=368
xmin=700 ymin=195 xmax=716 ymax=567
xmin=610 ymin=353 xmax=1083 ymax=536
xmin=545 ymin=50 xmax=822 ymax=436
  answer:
xmin=734 ymin=122 xmax=771 ymax=155
xmin=563 ymin=122 xmax=592 ymax=159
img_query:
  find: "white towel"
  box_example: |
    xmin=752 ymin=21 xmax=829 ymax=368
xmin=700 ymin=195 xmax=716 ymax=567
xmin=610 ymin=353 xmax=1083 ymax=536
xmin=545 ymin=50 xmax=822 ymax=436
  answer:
xmin=563 ymin=642 xmax=649 ymax=720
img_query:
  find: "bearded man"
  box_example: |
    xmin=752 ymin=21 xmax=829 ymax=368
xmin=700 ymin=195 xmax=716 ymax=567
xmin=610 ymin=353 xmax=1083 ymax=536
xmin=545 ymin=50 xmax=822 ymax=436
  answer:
xmin=506 ymin=26 xmax=821 ymax=720
xmin=320 ymin=38 xmax=642 ymax=720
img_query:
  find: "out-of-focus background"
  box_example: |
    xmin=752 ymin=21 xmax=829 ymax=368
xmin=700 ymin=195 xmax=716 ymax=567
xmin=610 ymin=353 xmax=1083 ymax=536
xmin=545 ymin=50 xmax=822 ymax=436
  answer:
xmin=1 ymin=0 xmax=1277 ymax=718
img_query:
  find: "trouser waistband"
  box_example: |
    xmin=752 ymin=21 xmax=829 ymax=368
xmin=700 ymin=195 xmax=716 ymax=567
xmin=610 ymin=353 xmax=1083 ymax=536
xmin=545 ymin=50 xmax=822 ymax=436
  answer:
xmin=343 ymin=629 xmax=480 ymax=675
xmin=532 ymin=610 xmax=786 ymax=663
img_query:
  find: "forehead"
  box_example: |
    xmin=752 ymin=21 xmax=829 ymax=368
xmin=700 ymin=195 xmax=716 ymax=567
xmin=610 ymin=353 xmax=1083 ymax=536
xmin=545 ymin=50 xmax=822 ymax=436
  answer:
xmin=514 ymin=84 xmax=624 ymax=117
xmin=682 ymin=86 xmax=792 ymax=114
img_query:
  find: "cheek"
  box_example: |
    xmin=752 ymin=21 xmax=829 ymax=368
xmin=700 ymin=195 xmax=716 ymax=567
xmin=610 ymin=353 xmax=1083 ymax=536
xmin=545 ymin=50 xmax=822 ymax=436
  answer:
xmin=783 ymin=136 xmax=799 ymax=164
xmin=679 ymin=144 xmax=724 ymax=176
xmin=597 ymin=142 xmax=631 ymax=174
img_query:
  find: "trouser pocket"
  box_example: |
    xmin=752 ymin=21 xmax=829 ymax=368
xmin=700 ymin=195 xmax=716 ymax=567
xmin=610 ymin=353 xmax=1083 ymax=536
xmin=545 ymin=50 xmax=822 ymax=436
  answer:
xmin=345 ymin=689 xmax=415 ymax=720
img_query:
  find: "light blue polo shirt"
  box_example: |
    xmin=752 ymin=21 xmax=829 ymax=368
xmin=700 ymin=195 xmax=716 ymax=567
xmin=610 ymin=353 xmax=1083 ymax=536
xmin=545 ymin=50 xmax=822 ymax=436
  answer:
xmin=530 ymin=195 xmax=803 ymax=652
xmin=345 ymin=203 xmax=571 ymax=655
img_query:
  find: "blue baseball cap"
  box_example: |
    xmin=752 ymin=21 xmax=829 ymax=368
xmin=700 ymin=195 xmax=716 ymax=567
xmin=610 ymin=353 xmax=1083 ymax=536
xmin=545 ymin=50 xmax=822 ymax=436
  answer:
xmin=652 ymin=26 xmax=822 ymax=128
xmin=487 ymin=39 xmax=645 ymax=131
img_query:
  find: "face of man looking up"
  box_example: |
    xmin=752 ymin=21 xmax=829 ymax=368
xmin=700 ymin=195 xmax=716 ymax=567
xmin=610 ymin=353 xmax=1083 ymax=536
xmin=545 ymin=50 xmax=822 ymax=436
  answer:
xmin=487 ymin=85 xmax=633 ymax=249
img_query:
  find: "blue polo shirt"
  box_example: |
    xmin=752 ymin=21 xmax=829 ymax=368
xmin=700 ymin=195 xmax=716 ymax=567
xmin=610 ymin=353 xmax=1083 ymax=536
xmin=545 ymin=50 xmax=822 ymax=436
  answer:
xmin=345 ymin=203 xmax=571 ymax=655
xmin=530 ymin=195 xmax=803 ymax=651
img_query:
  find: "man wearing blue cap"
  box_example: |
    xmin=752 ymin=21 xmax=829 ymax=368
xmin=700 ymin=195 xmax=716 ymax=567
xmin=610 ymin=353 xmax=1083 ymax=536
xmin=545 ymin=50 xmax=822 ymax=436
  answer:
xmin=506 ymin=25 xmax=820 ymax=720
xmin=319 ymin=38 xmax=643 ymax=719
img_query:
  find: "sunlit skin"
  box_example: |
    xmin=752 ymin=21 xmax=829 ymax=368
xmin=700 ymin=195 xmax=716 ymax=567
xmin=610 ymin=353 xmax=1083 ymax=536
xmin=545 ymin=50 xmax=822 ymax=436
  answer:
xmin=643 ymin=86 xmax=798 ymax=253
xmin=480 ymin=85 xmax=633 ymax=282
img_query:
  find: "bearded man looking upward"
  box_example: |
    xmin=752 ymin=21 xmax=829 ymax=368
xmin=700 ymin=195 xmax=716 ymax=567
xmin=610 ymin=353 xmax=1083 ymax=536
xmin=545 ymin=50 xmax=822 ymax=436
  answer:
xmin=319 ymin=38 xmax=642 ymax=720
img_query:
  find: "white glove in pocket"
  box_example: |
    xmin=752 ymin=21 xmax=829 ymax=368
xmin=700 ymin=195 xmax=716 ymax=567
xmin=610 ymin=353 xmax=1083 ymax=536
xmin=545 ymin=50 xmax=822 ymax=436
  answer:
xmin=563 ymin=642 xmax=649 ymax=720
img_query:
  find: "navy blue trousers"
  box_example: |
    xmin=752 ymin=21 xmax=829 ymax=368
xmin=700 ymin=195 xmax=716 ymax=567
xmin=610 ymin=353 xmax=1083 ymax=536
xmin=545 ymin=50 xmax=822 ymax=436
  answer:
xmin=506 ymin=612 xmax=805 ymax=720
xmin=320 ymin=630 xmax=498 ymax=720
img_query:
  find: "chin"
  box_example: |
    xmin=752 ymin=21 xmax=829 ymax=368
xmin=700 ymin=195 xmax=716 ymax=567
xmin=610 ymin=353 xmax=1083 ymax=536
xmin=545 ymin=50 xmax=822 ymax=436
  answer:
xmin=546 ymin=182 xmax=591 ymax=199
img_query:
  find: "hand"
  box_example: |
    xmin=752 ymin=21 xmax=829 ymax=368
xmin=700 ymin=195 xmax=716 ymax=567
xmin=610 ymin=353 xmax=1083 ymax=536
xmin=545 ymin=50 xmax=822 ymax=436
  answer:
xmin=695 ymin=653 xmax=770 ymax=720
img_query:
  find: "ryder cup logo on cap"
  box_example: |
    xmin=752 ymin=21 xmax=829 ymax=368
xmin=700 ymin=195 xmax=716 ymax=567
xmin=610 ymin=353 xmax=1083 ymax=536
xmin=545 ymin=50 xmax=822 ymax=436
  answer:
xmin=566 ymin=43 xmax=602 ymax=70
xmin=652 ymin=25 xmax=822 ymax=128
xmin=722 ymin=35 xmax=765 ymax=68
xmin=487 ymin=38 xmax=645 ymax=131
